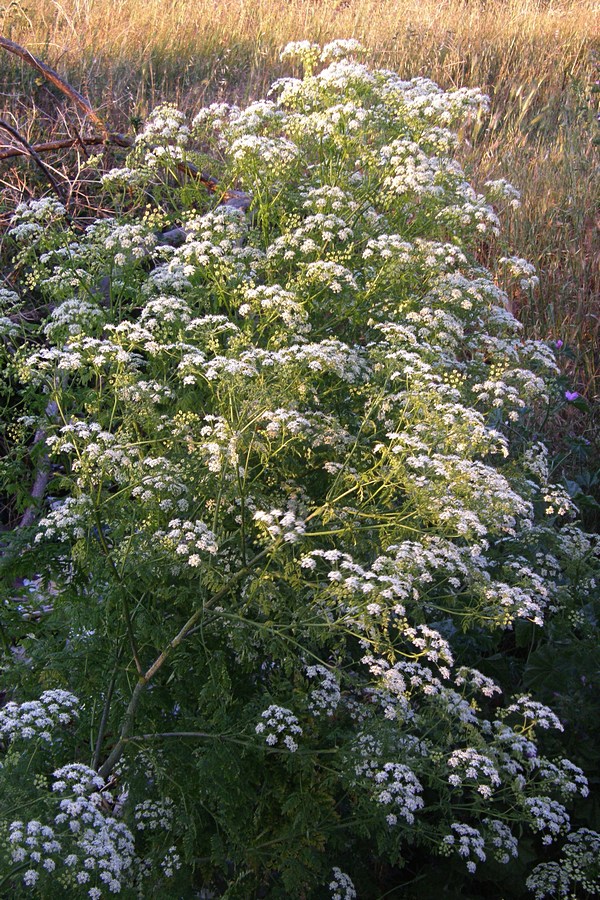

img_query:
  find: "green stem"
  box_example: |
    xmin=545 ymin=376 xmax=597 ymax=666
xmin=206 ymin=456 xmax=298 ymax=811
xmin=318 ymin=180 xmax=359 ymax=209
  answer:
xmin=93 ymin=511 xmax=143 ymax=675
xmin=98 ymin=545 xmax=271 ymax=779
xmin=0 ymin=864 xmax=30 ymax=892
xmin=91 ymin=641 xmax=125 ymax=770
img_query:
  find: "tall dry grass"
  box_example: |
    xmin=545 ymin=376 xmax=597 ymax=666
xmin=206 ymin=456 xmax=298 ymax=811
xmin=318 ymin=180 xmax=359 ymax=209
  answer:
xmin=1 ymin=0 xmax=599 ymax=395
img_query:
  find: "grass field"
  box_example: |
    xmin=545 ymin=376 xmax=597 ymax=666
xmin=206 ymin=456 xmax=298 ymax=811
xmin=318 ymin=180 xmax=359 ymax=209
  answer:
xmin=1 ymin=0 xmax=599 ymax=396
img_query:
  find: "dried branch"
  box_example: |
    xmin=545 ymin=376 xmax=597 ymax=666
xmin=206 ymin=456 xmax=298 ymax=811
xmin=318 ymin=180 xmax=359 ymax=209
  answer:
xmin=0 ymin=119 xmax=66 ymax=201
xmin=0 ymin=35 xmax=108 ymax=136
xmin=0 ymin=133 xmax=133 ymax=160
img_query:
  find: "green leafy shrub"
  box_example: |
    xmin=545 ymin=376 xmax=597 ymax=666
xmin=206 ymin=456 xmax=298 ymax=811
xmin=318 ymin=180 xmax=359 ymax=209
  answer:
xmin=0 ymin=39 xmax=599 ymax=899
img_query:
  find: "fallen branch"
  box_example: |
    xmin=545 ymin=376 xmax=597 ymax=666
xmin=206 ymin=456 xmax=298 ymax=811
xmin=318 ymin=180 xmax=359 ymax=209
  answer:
xmin=0 ymin=36 xmax=108 ymax=136
xmin=0 ymin=119 xmax=66 ymax=201
xmin=0 ymin=133 xmax=133 ymax=161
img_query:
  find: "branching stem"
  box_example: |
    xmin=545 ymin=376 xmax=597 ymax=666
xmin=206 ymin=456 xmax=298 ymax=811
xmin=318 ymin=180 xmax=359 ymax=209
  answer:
xmin=98 ymin=546 xmax=270 ymax=779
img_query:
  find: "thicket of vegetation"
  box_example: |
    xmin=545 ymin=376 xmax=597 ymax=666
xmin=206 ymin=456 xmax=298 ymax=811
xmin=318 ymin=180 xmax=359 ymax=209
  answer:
xmin=0 ymin=5 xmax=598 ymax=900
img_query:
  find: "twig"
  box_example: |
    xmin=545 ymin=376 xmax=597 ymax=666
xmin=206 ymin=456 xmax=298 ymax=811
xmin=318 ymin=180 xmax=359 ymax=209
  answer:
xmin=0 ymin=35 xmax=108 ymax=136
xmin=0 ymin=119 xmax=66 ymax=201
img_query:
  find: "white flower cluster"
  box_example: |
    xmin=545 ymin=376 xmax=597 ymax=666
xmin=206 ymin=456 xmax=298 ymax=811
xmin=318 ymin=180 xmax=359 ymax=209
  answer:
xmin=33 ymin=495 xmax=92 ymax=543
xmin=257 ymin=408 xmax=351 ymax=449
xmin=321 ymin=39 xmax=366 ymax=61
xmin=136 ymin=103 xmax=191 ymax=148
xmin=192 ymin=102 xmax=239 ymax=137
xmin=371 ymin=762 xmax=425 ymax=825
xmin=442 ymin=823 xmax=487 ymax=873
xmin=9 ymin=197 xmax=66 ymax=241
xmin=117 ymin=378 xmax=174 ymax=406
xmin=218 ymin=100 xmax=286 ymax=141
xmin=502 ymin=695 xmax=564 ymax=732
xmin=192 ymin=414 xmax=240 ymax=474
xmin=447 ymin=748 xmax=502 ymax=799
xmin=0 ymin=689 xmax=79 ymax=743
xmin=522 ymin=442 xmax=550 ymax=482
xmin=43 ymin=298 xmax=106 ymax=342
xmin=23 ymin=339 xmax=139 ymax=387
xmin=9 ymin=764 xmax=136 ymax=896
xmin=230 ymin=134 xmax=300 ymax=172
xmin=279 ymin=40 xmax=321 ymax=69
xmin=130 ymin=457 xmax=189 ymax=513
xmin=8 ymin=819 xmax=62 ymax=884
xmin=328 ymin=866 xmax=357 ymax=900
xmin=154 ymin=518 xmax=219 ymax=567
xmin=133 ymin=798 xmax=175 ymax=832
xmin=526 ymin=828 xmax=600 ymax=898
xmin=534 ymin=758 xmax=589 ymax=800
xmin=46 ymin=422 xmax=139 ymax=489
xmin=483 ymin=818 xmax=519 ymax=865
xmin=402 ymin=453 xmax=533 ymax=538
xmin=238 ymin=283 xmax=309 ymax=333
xmin=454 ymin=667 xmax=502 ymax=699
xmin=0 ymin=287 xmax=21 ymax=310
xmin=160 ymin=845 xmax=182 ymax=878
xmin=523 ymin=796 xmax=570 ymax=844
xmin=266 ymin=214 xmax=354 ymax=266
xmin=300 ymin=539 xmax=472 ymax=623
xmin=107 ymin=225 xmax=156 ymax=268
xmin=52 ymin=764 xmax=136 ymax=894
xmin=305 ymin=664 xmax=341 ymax=716
xmin=499 ymin=255 xmax=540 ymax=291
xmin=253 ymin=504 xmax=306 ymax=544
xmin=526 ymin=861 xmax=571 ymax=899
xmin=100 ymin=166 xmax=146 ymax=188
xmin=352 ymin=732 xmax=384 ymax=779
xmin=484 ymin=178 xmax=521 ymax=208
xmin=301 ymin=184 xmax=360 ymax=215
xmin=255 ymin=705 xmax=303 ymax=751
xmin=299 ymin=260 xmax=358 ymax=295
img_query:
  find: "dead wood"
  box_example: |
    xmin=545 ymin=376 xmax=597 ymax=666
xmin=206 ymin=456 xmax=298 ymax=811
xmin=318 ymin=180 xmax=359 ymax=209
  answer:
xmin=0 ymin=36 xmax=108 ymax=136
xmin=0 ymin=133 xmax=133 ymax=160
xmin=0 ymin=119 xmax=66 ymax=201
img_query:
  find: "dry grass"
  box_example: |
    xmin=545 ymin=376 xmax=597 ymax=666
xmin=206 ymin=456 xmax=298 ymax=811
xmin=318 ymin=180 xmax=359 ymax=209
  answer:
xmin=3 ymin=0 xmax=596 ymax=109
xmin=1 ymin=0 xmax=599 ymax=394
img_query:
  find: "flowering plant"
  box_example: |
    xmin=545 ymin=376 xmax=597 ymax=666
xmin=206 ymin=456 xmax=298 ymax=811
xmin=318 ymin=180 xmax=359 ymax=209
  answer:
xmin=0 ymin=39 xmax=598 ymax=898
